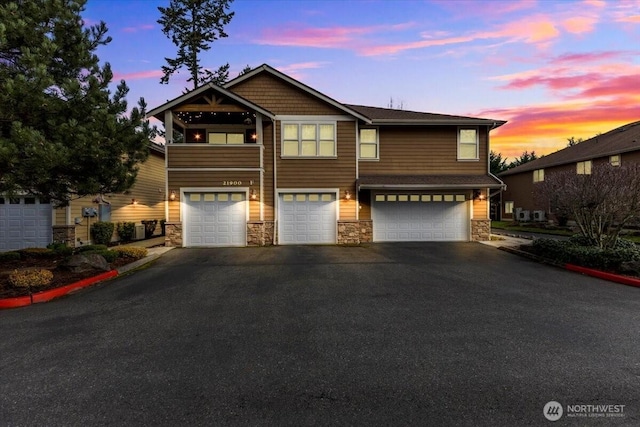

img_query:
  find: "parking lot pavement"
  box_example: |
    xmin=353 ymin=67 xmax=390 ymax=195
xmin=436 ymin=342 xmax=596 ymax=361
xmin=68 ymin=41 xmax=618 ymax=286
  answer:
xmin=1 ymin=243 xmax=639 ymax=426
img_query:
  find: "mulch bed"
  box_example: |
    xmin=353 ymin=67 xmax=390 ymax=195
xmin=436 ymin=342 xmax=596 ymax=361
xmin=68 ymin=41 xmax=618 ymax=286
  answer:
xmin=0 ymin=255 xmax=133 ymax=299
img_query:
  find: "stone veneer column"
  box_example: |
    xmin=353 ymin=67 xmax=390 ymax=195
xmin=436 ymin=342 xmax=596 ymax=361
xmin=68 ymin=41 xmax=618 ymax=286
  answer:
xmin=337 ymin=220 xmax=360 ymax=245
xmin=52 ymin=225 xmax=75 ymax=247
xmin=164 ymin=222 xmax=183 ymax=247
xmin=359 ymin=220 xmax=373 ymax=243
xmin=471 ymin=219 xmax=491 ymax=241
xmin=247 ymin=222 xmax=265 ymax=246
xmin=263 ymin=221 xmax=275 ymax=246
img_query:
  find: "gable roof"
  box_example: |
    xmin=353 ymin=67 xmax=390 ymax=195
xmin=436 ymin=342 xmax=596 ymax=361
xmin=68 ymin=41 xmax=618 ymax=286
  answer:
xmin=225 ymin=64 xmax=371 ymax=122
xmin=146 ymin=82 xmax=276 ymax=121
xmin=500 ymin=120 xmax=640 ymax=176
xmin=346 ymin=104 xmax=506 ymax=127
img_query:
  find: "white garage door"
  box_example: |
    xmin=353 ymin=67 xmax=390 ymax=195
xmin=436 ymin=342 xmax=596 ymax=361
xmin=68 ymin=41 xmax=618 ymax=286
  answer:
xmin=0 ymin=196 xmax=52 ymax=252
xmin=184 ymin=192 xmax=246 ymax=247
xmin=372 ymin=193 xmax=468 ymax=242
xmin=279 ymin=193 xmax=336 ymax=244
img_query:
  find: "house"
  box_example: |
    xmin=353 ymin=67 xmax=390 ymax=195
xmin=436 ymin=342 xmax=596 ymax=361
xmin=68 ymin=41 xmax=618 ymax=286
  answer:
xmin=499 ymin=120 xmax=640 ymax=222
xmin=147 ymin=64 xmax=506 ymax=247
xmin=0 ymin=143 xmax=165 ymax=251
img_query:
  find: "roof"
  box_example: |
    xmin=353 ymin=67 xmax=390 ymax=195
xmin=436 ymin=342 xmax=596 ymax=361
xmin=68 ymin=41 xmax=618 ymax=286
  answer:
xmin=346 ymin=104 xmax=507 ymax=127
xmin=500 ymin=120 xmax=640 ymax=176
xmin=357 ymin=174 xmax=505 ymax=190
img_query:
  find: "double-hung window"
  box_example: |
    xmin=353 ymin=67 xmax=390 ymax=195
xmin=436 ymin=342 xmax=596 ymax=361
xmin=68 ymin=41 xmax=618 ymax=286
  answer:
xmin=533 ymin=169 xmax=544 ymax=182
xmin=610 ymin=155 xmax=620 ymax=167
xmin=359 ymin=128 xmax=378 ymax=159
xmin=505 ymin=201 xmax=514 ymax=214
xmin=282 ymin=123 xmax=335 ymax=157
xmin=458 ymin=128 xmax=479 ymax=160
xmin=208 ymin=132 xmax=245 ymax=145
xmin=577 ymin=160 xmax=592 ymax=175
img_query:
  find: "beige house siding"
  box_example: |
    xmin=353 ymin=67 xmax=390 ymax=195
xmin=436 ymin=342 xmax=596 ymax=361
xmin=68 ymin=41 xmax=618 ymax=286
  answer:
xmin=55 ymin=151 xmax=166 ymax=245
xmin=229 ymin=73 xmax=345 ymax=116
xmin=359 ymin=126 xmax=488 ymax=175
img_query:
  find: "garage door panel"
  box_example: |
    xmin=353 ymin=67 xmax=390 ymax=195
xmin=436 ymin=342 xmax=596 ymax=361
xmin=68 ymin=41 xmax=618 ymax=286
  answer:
xmin=0 ymin=197 xmax=52 ymax=252
xmin=185 ymin=192 xmax=246 ymax=247
xmin=279 ymin=193 xmax=336 ymax=244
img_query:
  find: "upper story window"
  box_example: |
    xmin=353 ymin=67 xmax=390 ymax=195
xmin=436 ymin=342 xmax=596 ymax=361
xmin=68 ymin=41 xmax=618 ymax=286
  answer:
xmin=533 ymin=169 xmax=544 ymax=182
xmin=458 ymin=128 xmax=478 ymax=160
xmin=282 ymin=122 xmax=336 ymax=157
xmin=208 ymin=132 xmax=245 ymax=145
xmin=359 ymin=128 xmax=378 ymax=160
xmin=577 ymin=160 xmax=592 ymax=175
xmin=610 ymin=155 xmax=620 ymax=167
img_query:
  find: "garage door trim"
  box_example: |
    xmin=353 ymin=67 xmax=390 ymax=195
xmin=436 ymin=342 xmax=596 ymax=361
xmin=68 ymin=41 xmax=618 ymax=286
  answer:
xmin=180 ymin=187 xmax=249 ymax=247
xmin=277 ymin=188 xmax=339 ymax=245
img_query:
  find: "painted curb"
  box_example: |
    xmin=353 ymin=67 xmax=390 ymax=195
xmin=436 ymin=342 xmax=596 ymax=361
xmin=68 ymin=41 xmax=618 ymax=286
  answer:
xmin=116 ymin=253 xmax=161 ymax=275
xmin=31 ymin=270 xmax=118 ymax=304
xmin=0 ymin=295 xmax=32 ymax=309
xmin=565 ymin=264 xmax=640 ymax=288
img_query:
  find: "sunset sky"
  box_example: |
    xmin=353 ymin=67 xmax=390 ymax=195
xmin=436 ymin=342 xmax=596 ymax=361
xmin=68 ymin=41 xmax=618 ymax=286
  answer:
xmin=83 ymin=0 xmax=640 ymax=160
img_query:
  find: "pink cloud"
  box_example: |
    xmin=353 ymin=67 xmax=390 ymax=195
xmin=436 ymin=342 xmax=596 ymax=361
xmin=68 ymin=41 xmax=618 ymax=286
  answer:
xmin=562 ymin=16 xmax=598 ymax=33
xmin=551 ymin=50 xmax=631 ymax=64
xmin=617 ymin=14 xmax=640 ymax=23
xmin=113 ymin=70 xmax=164 ymax=81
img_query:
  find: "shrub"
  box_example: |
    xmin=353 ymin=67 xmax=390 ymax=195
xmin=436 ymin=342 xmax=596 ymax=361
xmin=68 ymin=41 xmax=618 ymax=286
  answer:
xmin=76 ymin=244 xmax=108 ymax=253
xmin=111 ymin=246 xmax=147 ymax=260
xmin=530 ymin=239 xmax=569 ymax=263
xmin=47 ymin=242 xmax=74 ymax=256
xmin=18 ymin=247 xmax=55 ymax=259
xmin=91 ymin=221 xmax=115 ymax=245
xmin=116 ymin=222 xmax=136 ymax=242
xmin=0 ymin=251 xmax=21 ymax=262
xmin=9 ymin=269 xmax=53 ymax=288
xmin=141 ymin=219 xmax=158 ymax=239
xmin=80 ymin=249 xmax=119 ymax=263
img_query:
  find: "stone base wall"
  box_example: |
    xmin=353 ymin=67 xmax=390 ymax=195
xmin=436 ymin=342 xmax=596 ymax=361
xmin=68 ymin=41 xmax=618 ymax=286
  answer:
xmin=471 ymin=219 xmax=491 ymax=241
xmin=52 ymin=226 xmax=75 ymax=247
xmin=338 ymin=221 xmax=360 ymax=245
xmin=359 ymin=220 xmax=373 ymax=243
xmin=165 ymin=222 xmax=183 ymax=247
xmin=247 ymin=221 xmax=275 ymax=246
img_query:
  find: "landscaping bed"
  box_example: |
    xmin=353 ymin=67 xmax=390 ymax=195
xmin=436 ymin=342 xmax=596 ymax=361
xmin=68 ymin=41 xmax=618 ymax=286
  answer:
xmin=0 ymin=245 xmax=147 ymax=299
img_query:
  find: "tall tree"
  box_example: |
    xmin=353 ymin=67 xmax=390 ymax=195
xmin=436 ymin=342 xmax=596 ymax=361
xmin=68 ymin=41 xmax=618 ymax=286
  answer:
xmin=490 ymin=150 xmax=508 ymax=175
xmin=0 ymin=0 xmax=154 ymax=207
xmin=508 ymin=150 xmax=538 ymax=169
xmin=158 ymin=0 xmax=234 ymax=90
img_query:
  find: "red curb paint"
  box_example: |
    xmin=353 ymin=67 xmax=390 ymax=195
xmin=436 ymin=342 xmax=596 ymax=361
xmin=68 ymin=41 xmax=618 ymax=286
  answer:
xmin=565 ymin=264 xmax=640 ymax=288
xmin=31 ymin=270 xmax=118 ymax=304
xmin=0 ymin=295 xmax=32 ymax=309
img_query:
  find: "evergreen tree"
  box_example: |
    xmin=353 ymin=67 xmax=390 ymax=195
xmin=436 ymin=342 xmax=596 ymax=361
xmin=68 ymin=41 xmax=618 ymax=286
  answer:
xmin=490 ymin=150 xmax=508 ymax=175
xmin=508 ymin=151 xmax=538 ymax=169
xmin=0 ymin=0 xmax=154 ymax=207
xmin=158 ymin=0 xmax=234 ymax=89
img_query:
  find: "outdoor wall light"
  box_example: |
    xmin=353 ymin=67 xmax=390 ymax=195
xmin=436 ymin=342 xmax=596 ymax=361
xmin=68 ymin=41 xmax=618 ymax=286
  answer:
xmin=169 ymin=190 xmax=177 ymax=201
xmin=344 ymin=190 xmax=352 ymax=200
xmin=250 ymin=189 xmax=258 ymax=200
xmin=472 ymin=189 xmax=485 ymax=201
xmin=131 ymin=198 xmax=138 ymax=205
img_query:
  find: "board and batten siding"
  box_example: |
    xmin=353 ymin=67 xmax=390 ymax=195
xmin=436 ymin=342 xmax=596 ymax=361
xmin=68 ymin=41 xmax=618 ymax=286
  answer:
xmin=167 ymin=170 xmax=261 ymax=222
xmin=229 ymin=73 xmax=345 ymax=116
xmin=167 ymin=145 xmax=261 ymax=168
xmin=359 ymin=126 xmax=488 ymax=175
xmin=55 ymin=151 xmax=166 ymax=245
xmin=275 ymin=120 xmax=357 ymax=220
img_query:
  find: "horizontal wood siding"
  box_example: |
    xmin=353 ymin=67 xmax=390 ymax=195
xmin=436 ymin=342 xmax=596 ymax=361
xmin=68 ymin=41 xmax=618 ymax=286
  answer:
xmin=55 ymin=152 xmax=166 ymax=244
xmin=276 ymin=121 xmax=357 ymax=220
xmin=230 ymin=73 xmax=345 ymax=116
xmin=359 ymin=126 xmax=488 ymax=175
xmin=472 ymin=196 xmax=488 ymax=219
xmin=262 ymin=122 xmax=275 ymax=221
xmin=168 ymin=170 xmax=261 ymax=222
xmin=167 ymin=145 xmax=260 ymax=168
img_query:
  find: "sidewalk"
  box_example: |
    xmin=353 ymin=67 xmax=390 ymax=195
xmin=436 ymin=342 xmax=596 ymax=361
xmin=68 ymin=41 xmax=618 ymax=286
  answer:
xmin=480 ymin=234 xmax=533 ymax=249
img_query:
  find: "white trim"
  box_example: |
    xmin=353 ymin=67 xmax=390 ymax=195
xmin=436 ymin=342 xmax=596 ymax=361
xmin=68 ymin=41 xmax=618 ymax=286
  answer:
xmin=258 ymin=114 xmax=264 ymax=221
xmin=273 ymin=121 xmax=278 ymax=245
xmin=165 ymin=146 xmax=169 ymax=221
xmin=66 ymin=205 xmax=71 ymax=226
xmin=180 ymin=187 xmax=249 ymax=247
xmin=457 ymin=126 xmax=479 ymax=161
xmin=168 ymin=167 xmax=263 ymax=172
xmin=280 ymin=121 xmax=337 ymax=158
xmin=275 ymin=115 xmax=355 ymax=121
xmin=355 ymin=122 xmax=359 ymax=220
xmin=167 ymin=143 xmax=261 ymax=148
xmin=276 ymin=188 xmax=340 ymax=245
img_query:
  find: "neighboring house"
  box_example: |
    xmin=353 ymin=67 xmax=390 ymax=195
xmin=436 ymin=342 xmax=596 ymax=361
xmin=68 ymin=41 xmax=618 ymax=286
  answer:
xmin=0 ymin=144 xmax=165 ymax=251
xmin=499 ymin=120 xmax=640 ymax=222
xmin=147 ymin=64 xmax=506 ymax=247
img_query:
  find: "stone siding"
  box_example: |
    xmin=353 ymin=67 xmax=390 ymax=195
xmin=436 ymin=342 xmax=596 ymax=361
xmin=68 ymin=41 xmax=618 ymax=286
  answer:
xmin=338 ymin=220 xmax=360 ymax=245
xmin=471 ymin=219 xmax=490 ymax=241
xmin=247 ymin=221 xmax=276 ymax=246
xmin=359 ymin=220 xmax=373 ymax=243
xmin=165 ymin=222 xmax=183 ymax=247
xmin=52 ymin=225 xmax=75 ymax=247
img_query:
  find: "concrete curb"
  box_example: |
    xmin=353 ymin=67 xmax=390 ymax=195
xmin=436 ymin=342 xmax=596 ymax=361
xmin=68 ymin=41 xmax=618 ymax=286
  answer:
xmin=498 ymin=246 xmax=640 ymax=289
xmin=0 ymin=248 xmax=173 ymax=309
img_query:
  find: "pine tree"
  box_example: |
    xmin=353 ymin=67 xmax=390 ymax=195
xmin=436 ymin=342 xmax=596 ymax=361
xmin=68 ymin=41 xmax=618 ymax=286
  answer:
xmin=0 ymin=0 xmax=154 ymax=206
xmin=158 ymin=0 xmax=234 ymax=89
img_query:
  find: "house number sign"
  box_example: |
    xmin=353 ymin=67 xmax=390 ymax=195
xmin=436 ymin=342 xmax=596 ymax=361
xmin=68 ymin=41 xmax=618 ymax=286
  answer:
xmin=223 ymin=180 xmax=253 ymax=186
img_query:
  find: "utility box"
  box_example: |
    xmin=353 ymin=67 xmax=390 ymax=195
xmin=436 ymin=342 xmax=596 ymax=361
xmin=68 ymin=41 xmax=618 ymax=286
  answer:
xmin=82 ymin=207 xmax=98 ymax=218
xmin=134 ymin=224 xmax=145 ymax=240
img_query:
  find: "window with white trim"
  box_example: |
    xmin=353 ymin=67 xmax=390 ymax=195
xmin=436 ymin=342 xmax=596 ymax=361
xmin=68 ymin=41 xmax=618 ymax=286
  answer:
xmin=359 ymin=128 xmax=378 ymax=159
xmin=577 ymin=160 xmax=592 ymax=175
xmin=505 ymin=201 xmax=514 ymax=214
xmin=533 ymin=169 xmax=544 ymax=182
xmin=458 ymin=128 xmax=478 ymax=160
xmin=208 ymin=132 xmax=245 ymax=145
xmin=610 ymin=155 xmax=620 ymax=167
xmin=282 ymin=122 xmax=336 ymax=157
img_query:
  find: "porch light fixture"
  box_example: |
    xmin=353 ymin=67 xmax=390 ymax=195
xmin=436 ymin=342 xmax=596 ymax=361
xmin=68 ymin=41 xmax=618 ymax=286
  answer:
xmin=472 ymin=189 xmax=485 ymax=201
xmin=344 ymin=190 xmax=352 ymax=200
xmin=169 ymin=190 xmax=177 ymax=201
xmin=250 ymin=189 xmax=258 ymax=200
xmin=131 ymin=198 xmax=138 ymax=205
xmin=194 ymin=133 xmax=201 ymax=141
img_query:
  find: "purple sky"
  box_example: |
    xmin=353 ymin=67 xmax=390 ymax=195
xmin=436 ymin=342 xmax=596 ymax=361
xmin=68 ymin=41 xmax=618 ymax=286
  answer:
xmin=83 ymin=0 xmax=640 ymax=159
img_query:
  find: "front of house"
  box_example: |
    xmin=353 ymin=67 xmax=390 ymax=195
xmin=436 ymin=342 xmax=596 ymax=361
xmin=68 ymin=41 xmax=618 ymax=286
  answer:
xmin=148 ymin=65 xmax=505 ymax=247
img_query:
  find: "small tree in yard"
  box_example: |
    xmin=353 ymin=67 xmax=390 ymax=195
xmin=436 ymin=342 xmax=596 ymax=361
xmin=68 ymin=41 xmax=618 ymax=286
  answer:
xmin=535 ymin=163 xmax=640 ymax=249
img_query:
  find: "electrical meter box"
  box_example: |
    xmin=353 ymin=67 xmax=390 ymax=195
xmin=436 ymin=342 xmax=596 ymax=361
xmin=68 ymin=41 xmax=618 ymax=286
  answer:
xmin=82 ymin=207 xmax=98 ymax=218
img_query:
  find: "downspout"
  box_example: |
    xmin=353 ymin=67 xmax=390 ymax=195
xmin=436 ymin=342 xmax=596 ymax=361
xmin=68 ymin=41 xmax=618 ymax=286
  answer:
xmin=487 ymin=121 xmax=507 ymax=220
xmin=273 ymin=120 xmax=277 ymax=246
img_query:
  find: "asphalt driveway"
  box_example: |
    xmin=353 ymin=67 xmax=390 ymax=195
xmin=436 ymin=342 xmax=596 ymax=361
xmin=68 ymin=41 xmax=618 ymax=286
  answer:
xmin=1 ymin=243 xmax=639 ymax=426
